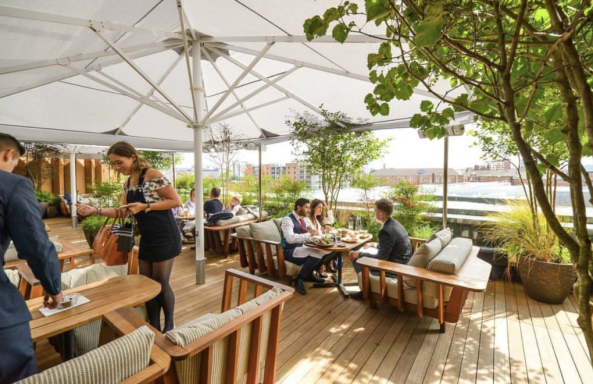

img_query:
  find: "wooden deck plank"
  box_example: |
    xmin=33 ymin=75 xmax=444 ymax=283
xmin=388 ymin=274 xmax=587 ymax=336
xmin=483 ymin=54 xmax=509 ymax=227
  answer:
xmin=476 ymin=282 xmax=495 ymax=384
xmin=34 ymin=218 xmax=592 ymax=384
xmin=493 ymin=281 xmax=511 ymax=384
xmin=504 ymin=282 xmax=529 ymax=384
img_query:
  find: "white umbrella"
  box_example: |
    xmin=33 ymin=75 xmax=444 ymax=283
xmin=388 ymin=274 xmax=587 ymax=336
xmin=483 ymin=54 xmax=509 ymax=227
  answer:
xmin=0 ymin=0 xmax=470 ymax=283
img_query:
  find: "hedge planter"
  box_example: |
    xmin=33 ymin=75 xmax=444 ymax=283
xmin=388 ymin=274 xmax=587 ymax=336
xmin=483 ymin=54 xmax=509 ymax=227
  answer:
xmin=38 ymin=202 xmax=49 ymax=218
xmin=518 ymin=257 xmax=577 ymax=304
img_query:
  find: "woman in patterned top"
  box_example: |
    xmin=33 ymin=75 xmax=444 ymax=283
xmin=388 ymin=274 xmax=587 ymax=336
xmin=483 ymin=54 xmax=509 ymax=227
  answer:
xmin=77 ymin=141 xmax=182 ymax=333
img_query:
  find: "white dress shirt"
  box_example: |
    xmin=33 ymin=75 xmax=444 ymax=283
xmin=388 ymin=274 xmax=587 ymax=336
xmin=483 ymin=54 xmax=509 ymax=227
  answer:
xmin=282 ymin=211 xmax=330 ymax=259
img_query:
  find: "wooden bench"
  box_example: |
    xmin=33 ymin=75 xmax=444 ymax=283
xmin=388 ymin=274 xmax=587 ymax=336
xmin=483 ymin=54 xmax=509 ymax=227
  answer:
xmin=102 ymin=268 xmax=294 ymax=384
xmin=205 ymin=219 xmax=260 ymax=257
xmin=231 ymin=232 xmax=289 ymax=279
xmin=357 ymin=245 xmax=491 ymax=333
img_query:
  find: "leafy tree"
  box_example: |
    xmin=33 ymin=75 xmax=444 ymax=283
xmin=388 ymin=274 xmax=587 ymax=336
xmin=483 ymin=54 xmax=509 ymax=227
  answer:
xmin=206 ymin=123 xmax=245 ymax=204
xmin=87 ymin=181 xmax=124 ymax=208
xmin=388 ymin=180 xmax=434 ymax=238
xmin=352 ymin=173 xmax=386 ymax=240
xmin=23 ymin=143 xmax=64 ymax=191
xmin=304 ymin=0 xmax=593 ymax=356
xmin=138 ymin=150 xmax=181 ymax=171
xmin=233 ymin=174 xmax=270 ymax=206
xmin=288 ymin=108 xmax=390 ymax=211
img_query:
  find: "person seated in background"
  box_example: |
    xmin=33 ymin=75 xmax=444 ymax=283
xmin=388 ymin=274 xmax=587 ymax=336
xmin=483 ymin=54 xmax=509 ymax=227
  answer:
xmin=348 ymin=198 xmax=413 ymax=300
xmin=183 ymin=188 xmax=196 ymax=217
xmin=227 ymin=193 xmax=242 ymax=215
xmin=305 ymin=199 xmax=339 ymax=277
xmin=204 ymin=187 xmax=223 ymax=218
xmin=173 ymin=189 xmax=197 ymax=241
xmin=281 ymin=198 xmax=335 ymax=295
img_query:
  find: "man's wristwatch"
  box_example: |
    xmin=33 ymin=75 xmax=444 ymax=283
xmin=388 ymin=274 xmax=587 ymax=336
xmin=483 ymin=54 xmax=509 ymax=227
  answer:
xmin=145 ymin=201 xmax=151 ymax=212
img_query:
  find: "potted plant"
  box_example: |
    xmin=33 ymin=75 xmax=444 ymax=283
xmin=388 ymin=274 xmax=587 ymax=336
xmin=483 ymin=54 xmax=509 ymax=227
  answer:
xmin=34 ymin=190 xmax=53 ymax=218
xmin=80 ymin=215 xmax=104 ymax=248
xmin=46 ymin=193 xmax=62 ymax=218
xmin=482 ymin=201 xmax=576 ymax=304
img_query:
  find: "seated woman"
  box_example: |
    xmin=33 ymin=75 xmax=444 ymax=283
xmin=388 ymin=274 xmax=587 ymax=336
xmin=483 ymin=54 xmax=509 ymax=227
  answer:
xmin=183 ymin=188 xmax=196 ymax=217
xmin=227 ymin=194 xmax=242 ymax=215
xmin=348 ymin=198 xmax=413 ymax=300
xmin=305 ymin=199 xmax=339 ymax=277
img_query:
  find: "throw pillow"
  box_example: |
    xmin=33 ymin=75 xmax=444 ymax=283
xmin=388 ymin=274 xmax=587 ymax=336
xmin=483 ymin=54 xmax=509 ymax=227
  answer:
xmin=403 ymin=239 xmax=443 ymax=287
xmin=236 ymin=207 xmax=248 ymax=216
xmin=249 ymin=220 xmax=281 ymax=243
xmin=434 ymin=228 xmax=452 ymax=248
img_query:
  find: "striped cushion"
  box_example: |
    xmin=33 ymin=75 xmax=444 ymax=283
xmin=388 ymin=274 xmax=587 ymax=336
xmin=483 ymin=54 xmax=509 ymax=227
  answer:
xmin=16 ymin=326 xmax=154 ymax=384
xmin=169 ymin=288 xmax=283 ymax=384
xmin=61 ymin=263 xmax=133 ymax=354
xmin=403 ymin=239 xmax=442 ymax=287
xmin=5 ymin=269 xmax=20 ymax=287
xmin=426 ymin=237 xmax=473 ymax=275
xmin=433 ymin=228 xmax=452 ymax=248
xmin=4 ymin=240 xmax=62 ymax=262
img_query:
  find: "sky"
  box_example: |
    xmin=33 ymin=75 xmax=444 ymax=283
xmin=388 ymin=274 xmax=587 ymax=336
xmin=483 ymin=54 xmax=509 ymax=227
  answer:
xmin=180 ymin=125 xmax=487 ymax=171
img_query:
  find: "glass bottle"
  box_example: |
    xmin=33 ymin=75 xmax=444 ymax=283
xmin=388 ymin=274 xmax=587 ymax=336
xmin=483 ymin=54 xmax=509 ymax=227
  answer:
xmin=355 ymin=215 xmax=361 ymax=231
xmin=347 ymin=216 xmax=355 ymax=230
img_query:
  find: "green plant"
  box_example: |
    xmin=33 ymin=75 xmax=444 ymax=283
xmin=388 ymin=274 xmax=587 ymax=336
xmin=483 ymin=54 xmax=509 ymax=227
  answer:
xmin=481 ymin=201 xmax=570 ymax=264
xmin=267 ymin=175 xmax=310 ymax=217
xmin=388 ymin=180 xmax=434 ymax=238
xmin=79 ymin=215 xmax=104 ymax=233
xmin=34 ymin=190 xmax=55 ymax=203
xmin=88 ymin=181 xmax=123 ymax=208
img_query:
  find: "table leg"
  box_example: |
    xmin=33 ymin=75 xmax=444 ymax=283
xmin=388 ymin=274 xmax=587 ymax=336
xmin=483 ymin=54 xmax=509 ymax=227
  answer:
xmin=313 ymin=250 xmax=351 ymax=297
xmin=60 ymin=330 xmax=75 ymax=361
xmin=223 ymin=230 xmax=231 ymax=258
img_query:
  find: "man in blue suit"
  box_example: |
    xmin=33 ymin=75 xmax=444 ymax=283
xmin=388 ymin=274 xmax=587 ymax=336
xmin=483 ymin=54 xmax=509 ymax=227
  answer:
xmin=0 ymin=134 xmax=62 ymax=384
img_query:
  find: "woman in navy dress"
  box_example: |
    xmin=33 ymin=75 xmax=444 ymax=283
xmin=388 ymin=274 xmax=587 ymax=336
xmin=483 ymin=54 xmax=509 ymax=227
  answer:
xmin=77 ymin=141 xmax=182 ymax=332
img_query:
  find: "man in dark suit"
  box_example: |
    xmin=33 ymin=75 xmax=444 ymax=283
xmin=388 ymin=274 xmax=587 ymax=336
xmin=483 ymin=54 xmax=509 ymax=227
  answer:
xmin=203 ymin=187 xmax=224 ymax=218
xmin=0 ymin=133 xmax=62 ymax=384
xmin=348 ymin=198 xmax=412 ymax=300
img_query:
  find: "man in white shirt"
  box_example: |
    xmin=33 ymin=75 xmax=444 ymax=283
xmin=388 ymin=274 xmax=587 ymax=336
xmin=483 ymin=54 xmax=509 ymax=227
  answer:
xmin=281 ymin=198 xmax=332 ymax=295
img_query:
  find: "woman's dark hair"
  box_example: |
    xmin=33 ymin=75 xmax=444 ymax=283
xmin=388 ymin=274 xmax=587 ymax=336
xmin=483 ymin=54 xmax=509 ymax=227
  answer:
xmin=309 ymin=198 xmax=326 ymax=227
xmin=375 ymin=198 xmax=394 ymax=217
xmin=190 ymin=188 xmax=196 ymax=195
xmin=107 ymin=141 xmax=149 ymax=180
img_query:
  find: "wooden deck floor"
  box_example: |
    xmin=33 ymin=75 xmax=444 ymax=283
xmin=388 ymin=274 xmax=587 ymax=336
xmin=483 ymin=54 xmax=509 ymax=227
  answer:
xmin=38 ymin=218 xmax=592 ymax=383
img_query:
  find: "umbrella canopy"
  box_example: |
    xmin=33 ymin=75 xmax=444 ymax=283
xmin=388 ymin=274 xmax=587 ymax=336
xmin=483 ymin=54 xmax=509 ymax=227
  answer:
xmin=0 ymin=0 xmax=469 ymax=149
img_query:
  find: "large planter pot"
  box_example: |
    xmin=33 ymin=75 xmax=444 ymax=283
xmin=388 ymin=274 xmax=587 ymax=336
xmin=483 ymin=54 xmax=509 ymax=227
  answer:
xmin=47 ymin=205 xmax=59 ymax=218
xmin=82 ymin=227 xmax=98 ymax=249
xmin=38 ymin=202 xmax=49 ymax=218
xmin=518 ymin=257 xmax=577 ymax=304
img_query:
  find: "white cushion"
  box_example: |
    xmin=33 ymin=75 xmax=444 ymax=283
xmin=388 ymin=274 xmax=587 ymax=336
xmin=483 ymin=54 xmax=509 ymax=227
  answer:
xmin=403 ymin=239 xmax=442 ymax=287
xmin=433 ymin=228 xmax=452 ymax=248
xmin=5 ymin=269 xmax=20 ymax=287
xmin=249 ymin=221 xmax=281 ymax=243
xmin=16 ymin=326 xmax=155 ymax=384
xmin=426 ymin=237 xmax=473 ymax=275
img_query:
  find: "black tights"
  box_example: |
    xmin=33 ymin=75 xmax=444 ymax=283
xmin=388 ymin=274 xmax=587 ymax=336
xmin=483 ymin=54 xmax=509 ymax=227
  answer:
xmin=140 ymin=259 xmax=176 ymax=333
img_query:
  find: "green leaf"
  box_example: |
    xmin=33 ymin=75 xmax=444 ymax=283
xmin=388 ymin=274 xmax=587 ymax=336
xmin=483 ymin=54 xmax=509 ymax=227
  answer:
xmin=420 ymin=100 xmax=434 ymax=113
xmin=365 ymin=0 xmax=391 ymax=22
xmin=379 ymin=103 xmax=390 ymax=116
xmin=414 ymin=4 xmax=445 ymax=47
xmin=442 ymin=108 xmax=455 ymax=119
xmin=544 ymin=102 xmax=563 ymax=126
xmin=332 ymin=24 xmax=350 ymax=43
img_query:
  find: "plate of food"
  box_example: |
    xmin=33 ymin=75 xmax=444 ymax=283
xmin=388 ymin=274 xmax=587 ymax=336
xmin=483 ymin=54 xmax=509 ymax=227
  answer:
xmin=307 ymin=237 xmax=334 ymax=247
xmin=342 ymin=236 xmax=359 ymax=243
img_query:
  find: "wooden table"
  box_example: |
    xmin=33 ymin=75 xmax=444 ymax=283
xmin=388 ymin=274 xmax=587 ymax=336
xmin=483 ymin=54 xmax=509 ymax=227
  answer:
xmin=305 ymin=237 xmax=372 ymax=297
xmin=28 ymin=275 xmax=160 ymax=358
xmin=3 ymin=238 xmax=94 ymax=271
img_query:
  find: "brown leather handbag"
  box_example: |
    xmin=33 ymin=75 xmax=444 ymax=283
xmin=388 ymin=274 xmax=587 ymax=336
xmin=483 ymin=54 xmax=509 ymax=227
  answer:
xmin=92 ymin=210 xmax=129 ymax=266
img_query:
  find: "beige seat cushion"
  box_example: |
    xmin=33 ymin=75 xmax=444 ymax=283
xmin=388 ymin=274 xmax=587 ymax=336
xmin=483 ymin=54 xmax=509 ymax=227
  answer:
xmin=403 ymin=239 xmax=442 ymax=287
xmin=249 ymin=221 xmax=281 ymax=243
xmin=167 ymin=288 xmax=283 ymax=384
xmin=5 ymin=236 xmax=62 ymax=262
xmin=429 ymin=228 xmax=452 ymax=248
xmin=273 ymin=218 xmax=283 ymax=231
xmin=60 ymin=263 xmax=141 ymax=355
xmin=236 ymin=207 xmax=248 ymax=216
xmin=234 ymin=225 xmax=252 ymax=238
xmin=16 ymin=326 xmax=154 ymax=384
xmin=426 ymin=237 xmax=473 ymax=275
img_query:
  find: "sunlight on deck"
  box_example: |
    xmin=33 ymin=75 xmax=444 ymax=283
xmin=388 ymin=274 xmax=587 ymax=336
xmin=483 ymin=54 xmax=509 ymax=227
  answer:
xmin=39 ymin=217 xmax=592 ymax=384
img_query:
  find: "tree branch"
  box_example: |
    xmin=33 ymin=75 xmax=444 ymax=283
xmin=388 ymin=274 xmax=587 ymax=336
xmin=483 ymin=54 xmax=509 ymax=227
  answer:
xmin=581 ymin=164 xmax=593 ymax=205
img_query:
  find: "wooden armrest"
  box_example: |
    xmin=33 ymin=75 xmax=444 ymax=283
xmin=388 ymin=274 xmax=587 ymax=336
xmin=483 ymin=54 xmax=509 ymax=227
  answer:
xmin=225 ymin=268 xmax=294 ymax=292
xmin=103 ymin=308 xmax=187 ymax=360
xmin=409 ymin=237 xmax=427 ymax=243
xmin=357 ymin=254 xmax=489 ymax=292
xmin=15 ymin=263 xmax=40 ymax=286
xmin=230 ymin=234 xmax=281 ymax=246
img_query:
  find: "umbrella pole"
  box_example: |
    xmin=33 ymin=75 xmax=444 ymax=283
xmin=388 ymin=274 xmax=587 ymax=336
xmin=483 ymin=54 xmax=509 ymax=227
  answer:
xmin=258 ymin=143 xmax=262 ymax=221
xmin=193 ymin=43 xmax=206 ymax=285
xmin=443 ymin=135 xmax=448 ymax=230
xmin=69 ymin=150 xmax=77 ymax=228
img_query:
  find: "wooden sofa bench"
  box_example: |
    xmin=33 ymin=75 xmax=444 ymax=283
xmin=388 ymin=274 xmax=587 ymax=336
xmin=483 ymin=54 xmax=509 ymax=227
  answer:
xmin=204 ymin=213 xmax=269 ymax=257
xmin=103 ymin=268 xmax=294 ymax=384
xmin=357 ymin=228 xmax=491 ymax=333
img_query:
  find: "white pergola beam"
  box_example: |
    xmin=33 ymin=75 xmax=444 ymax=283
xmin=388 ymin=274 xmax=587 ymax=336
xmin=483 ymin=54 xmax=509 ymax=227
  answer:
xmin=205 ymin=64 xmax=298 ymax=124
xmin=0 ymin=45 xmax=175 ymax=99
xmin=208 ymin=96 xmax=290 ymax=124
xmin=202 ymin=43 xmax=273 ymax=122
xmin=202 ymin=47 xmax=265 ymax=137
xmin=0 ymin=5 xmax=181 ymax=39
xmin=0 ymin=42 xmax=182 ymax=76
xmin=210 ymin=47 xmax=345 ymax=127
xmin=65 ymin=65 xmax=189 ymax=123
xmin=116 ymin=52 xmax=186 ymax=134
xmin=199 ymin=35 xmax=388 ymax=43
xmin=93 ymin=30 xmax=194 ymax=123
